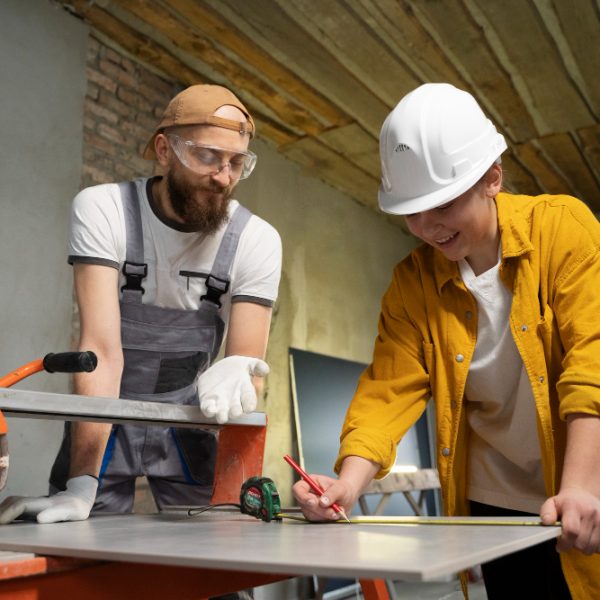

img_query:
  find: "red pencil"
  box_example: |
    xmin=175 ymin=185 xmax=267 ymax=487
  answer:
xmin=283 ymin=454 xmax=351 ymax=522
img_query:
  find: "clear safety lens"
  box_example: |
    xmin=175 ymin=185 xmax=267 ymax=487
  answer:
xmin=167 ymin=134 xmax=257 ymax=180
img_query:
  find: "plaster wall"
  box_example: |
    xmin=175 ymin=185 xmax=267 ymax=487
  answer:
xmin=0 ymin=0 xmax=88 ymax=496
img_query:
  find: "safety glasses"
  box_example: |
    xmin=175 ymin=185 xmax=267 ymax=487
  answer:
xmin=167 ymin=134 xmax=257 ymax=180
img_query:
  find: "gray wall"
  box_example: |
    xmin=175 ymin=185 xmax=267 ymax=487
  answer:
xmin=0 ymin=0 xmax=88 ymax=496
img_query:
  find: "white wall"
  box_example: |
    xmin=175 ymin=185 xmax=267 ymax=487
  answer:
xmin=0 ymin=0 xmax=88 ymax=496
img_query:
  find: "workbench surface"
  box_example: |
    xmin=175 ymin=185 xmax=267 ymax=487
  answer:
xmin=0 ymin=512 xmax=560 ymax=581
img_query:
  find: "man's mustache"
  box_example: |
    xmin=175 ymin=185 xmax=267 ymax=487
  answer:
xmin=199 ymin=185 xmax=229 ymax=194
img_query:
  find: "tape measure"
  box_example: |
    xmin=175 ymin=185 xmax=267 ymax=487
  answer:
xmin=239 ymin=476 xmax=281 ymax=522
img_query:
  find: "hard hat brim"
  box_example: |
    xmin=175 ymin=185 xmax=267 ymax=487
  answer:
xmin=378 ymin=144 xmax=506 ymax=216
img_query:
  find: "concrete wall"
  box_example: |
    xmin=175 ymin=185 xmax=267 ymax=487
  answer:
xmin=0 ymin=2 xmax=417 ymax=507
xmin=0 ymin=0 xmax=88 ymax=496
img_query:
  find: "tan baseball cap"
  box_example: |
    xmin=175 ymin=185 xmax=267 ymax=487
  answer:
xmin=143 ymin=84 xmax=255 ymax=160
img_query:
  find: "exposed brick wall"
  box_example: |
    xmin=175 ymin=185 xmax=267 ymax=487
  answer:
xmin=81 ymin=36 xmax=181 ymax=189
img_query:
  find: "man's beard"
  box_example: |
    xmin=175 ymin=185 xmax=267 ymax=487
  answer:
xmin=166 ymin=168 xmax=233 ymax=234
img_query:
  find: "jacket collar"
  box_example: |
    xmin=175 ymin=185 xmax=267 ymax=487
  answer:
xmin=432 ymin=192 xmax=534 ymax=294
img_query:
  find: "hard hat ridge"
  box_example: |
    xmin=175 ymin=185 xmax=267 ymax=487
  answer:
xmin=378 ymin=83 xmax=506 ymax=215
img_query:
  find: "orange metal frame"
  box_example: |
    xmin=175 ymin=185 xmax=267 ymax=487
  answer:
xmin=0 ymin=358 xmax=45 ymax=435
xmin=0 ymin=418 xmax=390 ymax=599
xmin=0 ymin=555 xmax=391 ymax=600
xmin=211 ymin=423 xmax=267 ymax=504
xmin=0 ymin=369 xmax=391 ymax=599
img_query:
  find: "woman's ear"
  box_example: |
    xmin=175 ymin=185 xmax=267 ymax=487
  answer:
xmin=485 ymin=163 xmax=503 ymax=197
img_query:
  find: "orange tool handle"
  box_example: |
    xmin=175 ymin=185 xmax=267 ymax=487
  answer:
xmin=0 ymin=359 xmax=45 ymax=434
xmin=0 ymin=358 xmax=45 ymax=389
xmin=0 ymin=352 xmax=97 ymax=435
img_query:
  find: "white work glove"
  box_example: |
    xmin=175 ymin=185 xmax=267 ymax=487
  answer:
xmin=198 ymin=355 xmax=269 ymax=424
xmin=0 ymin=475 xmax=98 ymax=525
xmin=0 ymin=434 xmax=8 ymax=491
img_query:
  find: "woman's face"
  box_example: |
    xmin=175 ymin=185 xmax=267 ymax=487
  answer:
xmin=404 ymin=166 xmax=503 ymax=275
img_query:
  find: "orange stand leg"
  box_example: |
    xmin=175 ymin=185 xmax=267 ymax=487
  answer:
xmin=211 ymin=423 xmax=267 ymax=504
xmin=359 ymin=578 xmax=392 ymax=600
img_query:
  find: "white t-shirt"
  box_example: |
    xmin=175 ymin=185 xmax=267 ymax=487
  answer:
xmin=460 ymin=255 xmax=546 ymax=514
xmin=68 ymin=178 xmax=282 ymax=326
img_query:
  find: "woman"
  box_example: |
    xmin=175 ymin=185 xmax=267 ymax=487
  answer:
xmin=293 ymin=83 xmax=600 ymax=600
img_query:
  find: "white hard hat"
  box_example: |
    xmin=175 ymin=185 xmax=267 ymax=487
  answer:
xmin=378 ymin=83 xmax=507 ymax=215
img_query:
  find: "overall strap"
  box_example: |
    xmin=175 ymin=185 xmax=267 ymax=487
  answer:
xmin=119 ymin=180 xmax=147 ymax=304
xmin=201 ymin=205 xmax=253 ymax=308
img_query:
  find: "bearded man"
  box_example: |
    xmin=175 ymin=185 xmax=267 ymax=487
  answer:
xmin=0 ymin=85 xmax=281 ymax=530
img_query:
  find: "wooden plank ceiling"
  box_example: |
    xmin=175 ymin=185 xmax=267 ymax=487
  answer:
xmin=59 ymin=0 xmax=600 ymax=218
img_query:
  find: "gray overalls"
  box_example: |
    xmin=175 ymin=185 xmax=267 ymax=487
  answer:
xmin=50 ymin=180 xmax=252 ymax=512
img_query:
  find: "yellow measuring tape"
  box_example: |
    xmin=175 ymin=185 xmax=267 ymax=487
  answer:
xmin=277 ymin=514 xmax=560 ymax=526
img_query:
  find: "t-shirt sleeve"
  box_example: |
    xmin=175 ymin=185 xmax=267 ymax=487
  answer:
xmin=68 ymin=184 xmax=126 ymax=269
xmin=230 ymin=215 xmax=282 ymax=307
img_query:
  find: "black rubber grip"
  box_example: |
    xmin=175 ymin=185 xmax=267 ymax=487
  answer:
xmin=43 ymin=351 xmax=98 ymax=374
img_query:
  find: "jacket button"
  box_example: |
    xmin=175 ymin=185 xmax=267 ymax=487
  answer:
xmin=521 ymin=324 xmax=528 ymax=332
xmin=539 ymin=376 xmax=545 ymax=383
xmin=455 ymin=354 xmax=464 ymax=363
xmin=441 ymin=448 xmax=450 ymax=457
xmin=466 ymin=311 xmax=473 ymax=320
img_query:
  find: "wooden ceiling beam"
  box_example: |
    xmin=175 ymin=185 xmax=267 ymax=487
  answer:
xmin=500 ymin=152 xmax=543 ymax=197
xmin=203 ymin=0 xmax=390 ymax=138
xmin=408 ymin=0 xmax=538 ymax=144
xmin=163 ymin=0 xmax=350 ymax=128
xmin=281 ymin=137 xmax=380 ymax=211
xmin=57 ymin=0 xmax=299 ymax=147
xmin=273 ymin=0 xmax=422 ymax=108
xmin=534 ymin=0 xmax=600 ymax=120
xmin=536 ymin=132 xmax=600 ymax=209
xmin=577 ymin=124 xmax=600 ymax=185
xmin=513 ymin=141 xmax=575 ymax=196
xmin=472 ymin=0 xmax=596 ymax=133
xmin=62 ymin=0 xmax=206 ymax=87
xmin=354 ymin=0 xmax=470 ymax=91
xmin=318 ymin=123 xmax=381 ymax=177
xmin=107 ymin=0 xmax=328 ymax=137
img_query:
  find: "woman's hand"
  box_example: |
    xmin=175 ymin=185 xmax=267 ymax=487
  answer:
xmin=541 ymin=487 xmax=600 ymax=554
xmin=292 ymin=473 xmax=357 ymax=521
xmin=291 ymin=456 xmax=380 ymax=521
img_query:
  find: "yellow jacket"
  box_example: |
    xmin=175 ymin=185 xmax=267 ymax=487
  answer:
xmin=337 ymin=193 xmax=600 ymax=599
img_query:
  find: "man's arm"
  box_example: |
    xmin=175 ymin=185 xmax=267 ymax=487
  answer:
xmin=196 ymin=302 xmax=273 ymax=424
xmin=224 ymin=301 xmax=272 ymax=394
xmin=69 ymin=262 xmax=124 ymax=477
xmin=0 ymin=263 xmax=123 ymax=524
xmin=541 ymin=414 xmax=600 ymax=554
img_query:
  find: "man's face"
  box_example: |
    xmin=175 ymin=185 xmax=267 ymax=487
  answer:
xmin=164 ymin=116 xmax=251 ymax=233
